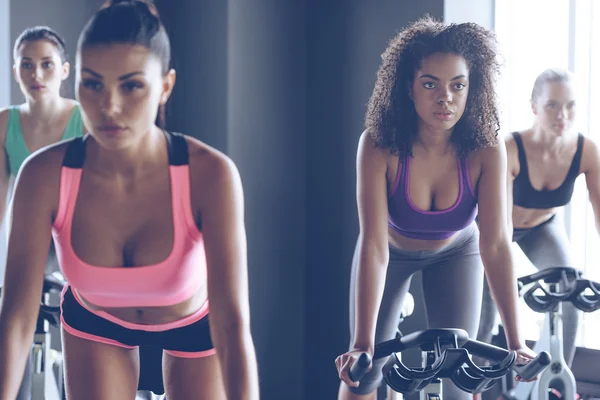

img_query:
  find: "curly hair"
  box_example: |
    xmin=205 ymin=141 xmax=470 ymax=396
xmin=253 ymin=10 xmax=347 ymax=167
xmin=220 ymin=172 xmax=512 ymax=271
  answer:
xmin=365 ymin=16 xmax=501 ymax=158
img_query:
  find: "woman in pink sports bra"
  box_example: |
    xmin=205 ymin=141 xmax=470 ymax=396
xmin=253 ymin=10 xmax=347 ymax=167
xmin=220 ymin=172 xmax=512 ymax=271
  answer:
xmin=0 ymin=1 xmax=259 ymax=399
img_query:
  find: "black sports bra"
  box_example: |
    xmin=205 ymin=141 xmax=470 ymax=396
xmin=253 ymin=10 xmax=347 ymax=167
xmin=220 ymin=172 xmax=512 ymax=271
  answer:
xmin=512 ymin=132 xmax=584 ymax=209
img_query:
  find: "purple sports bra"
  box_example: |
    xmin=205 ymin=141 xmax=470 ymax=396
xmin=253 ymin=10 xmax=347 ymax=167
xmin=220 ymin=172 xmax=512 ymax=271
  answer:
xmin=388 ymin=153 xmax=478 ymax=240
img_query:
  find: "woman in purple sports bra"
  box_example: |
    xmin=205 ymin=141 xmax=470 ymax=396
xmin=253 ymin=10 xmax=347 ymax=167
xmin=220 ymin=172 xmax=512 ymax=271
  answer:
xmin=335 ymin=17 xmax=537 ymax=400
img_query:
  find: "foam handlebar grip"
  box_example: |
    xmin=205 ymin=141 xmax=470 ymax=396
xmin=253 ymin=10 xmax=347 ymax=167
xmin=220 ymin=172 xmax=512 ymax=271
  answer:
xmin=348 ymin=352 xmax=372 ymax=382
xmin=512 ymin=351 xmax=551 ymax=381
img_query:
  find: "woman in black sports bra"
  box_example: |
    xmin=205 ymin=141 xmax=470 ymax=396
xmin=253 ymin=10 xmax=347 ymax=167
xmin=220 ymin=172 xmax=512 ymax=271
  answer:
xmin=477 ymin=68 xmax=600 ymax=368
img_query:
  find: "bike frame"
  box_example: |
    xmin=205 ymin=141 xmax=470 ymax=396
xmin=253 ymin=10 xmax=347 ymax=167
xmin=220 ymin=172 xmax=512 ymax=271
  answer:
xmin=511 ymin=283 xmax=577 ymax=400
xmin=32 ymin=291 xmax=63 ymax=400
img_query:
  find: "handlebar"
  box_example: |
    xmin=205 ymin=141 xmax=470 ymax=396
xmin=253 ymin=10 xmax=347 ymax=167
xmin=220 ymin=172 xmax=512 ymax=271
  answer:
xmin=349 ymin=329 xmax=550 ymax=395
xmin=461 ymin=339 xmax=551 ymax=381
xmin=518 ymin=267 xmax=600 ymax=313
xmin=517 ymin=266 xmax=581 ymax=286
xmin=348 ymin=352 xmax=371 ymax=382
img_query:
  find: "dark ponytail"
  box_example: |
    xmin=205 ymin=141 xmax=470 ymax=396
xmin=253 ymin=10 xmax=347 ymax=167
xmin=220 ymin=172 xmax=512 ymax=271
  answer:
xmin=101 ymin=0 xmax=160 ymax=17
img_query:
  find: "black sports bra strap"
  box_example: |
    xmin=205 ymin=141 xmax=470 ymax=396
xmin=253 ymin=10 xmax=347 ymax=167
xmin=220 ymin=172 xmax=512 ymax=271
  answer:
xmin=566 ymin=133 xmax=585 ymax=178
xmin=62 ymin=135 xmax=88 ymax=168
xmin=511 ymin=132 xmax=528 ymax=171
xmin=164 ymin=131 xmax=189 ymax=166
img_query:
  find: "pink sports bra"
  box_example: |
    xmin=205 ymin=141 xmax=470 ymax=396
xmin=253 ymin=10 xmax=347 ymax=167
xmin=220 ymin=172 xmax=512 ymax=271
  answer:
xmin=51 ymin=131 xmax=207 ymax=308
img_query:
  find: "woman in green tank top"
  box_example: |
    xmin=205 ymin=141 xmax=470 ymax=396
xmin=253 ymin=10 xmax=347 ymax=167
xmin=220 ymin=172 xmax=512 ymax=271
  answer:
xmin=0 ymin=26 xmax=84 ymax=400
xmin=0 ymin=26 xmax=85 ymax=216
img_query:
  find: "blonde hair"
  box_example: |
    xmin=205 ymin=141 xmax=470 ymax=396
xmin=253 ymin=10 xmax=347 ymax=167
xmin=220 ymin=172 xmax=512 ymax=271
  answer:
xmin=531 ymin=68 xmax=573 ymax=102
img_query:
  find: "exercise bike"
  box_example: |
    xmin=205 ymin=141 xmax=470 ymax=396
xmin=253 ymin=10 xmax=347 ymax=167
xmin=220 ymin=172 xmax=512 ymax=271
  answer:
xmin=349 ymin=328 xmax=551 ymax=400
xmin=502 ymin=266 xmax=600 ymax=400
xmin=33 ymin=271 xmax=67 ymax=400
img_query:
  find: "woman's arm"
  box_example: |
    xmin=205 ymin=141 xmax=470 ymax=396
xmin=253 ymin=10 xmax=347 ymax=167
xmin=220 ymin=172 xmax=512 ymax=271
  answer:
xmin=336 ymin=129 xmax=390 ymax=387
xmin=196 ymin=152 xmax=259 ymax=400
xmin=581 ymin=138 xmax=600 ymax=235
xmin=475 ymin=141 xmax=524 ymax=350
xmin=350 ymin=130 xmax=391 ymax=356
xmin=0 ymin=152 xmax=57 ymax=400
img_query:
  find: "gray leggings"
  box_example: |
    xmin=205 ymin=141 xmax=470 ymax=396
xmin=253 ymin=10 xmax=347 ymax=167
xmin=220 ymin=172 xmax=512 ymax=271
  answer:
xmin=347 ymin=222 xmax=484 ymax=399
xmin=476 ymin=214 xmax=580 ymax=365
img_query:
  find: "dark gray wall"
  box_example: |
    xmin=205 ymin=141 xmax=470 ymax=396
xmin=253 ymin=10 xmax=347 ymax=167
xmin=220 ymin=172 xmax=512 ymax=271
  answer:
xmin=157 ymin=0 xmax=228 ymax=152
xmin=227 ymin=1 xmax=307 ymax=398
xmin=0 ymin=0 xmax=9 ymax=106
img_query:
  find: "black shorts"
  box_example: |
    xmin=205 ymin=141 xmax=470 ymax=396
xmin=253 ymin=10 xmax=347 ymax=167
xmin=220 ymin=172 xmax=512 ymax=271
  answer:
xmin=60 ymin=285 xmax=215 ymax=358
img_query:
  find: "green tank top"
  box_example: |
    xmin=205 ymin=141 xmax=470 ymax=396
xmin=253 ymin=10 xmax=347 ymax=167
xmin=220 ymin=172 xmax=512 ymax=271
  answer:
xmin=5 ymin=104 xmax=84 ymax=176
